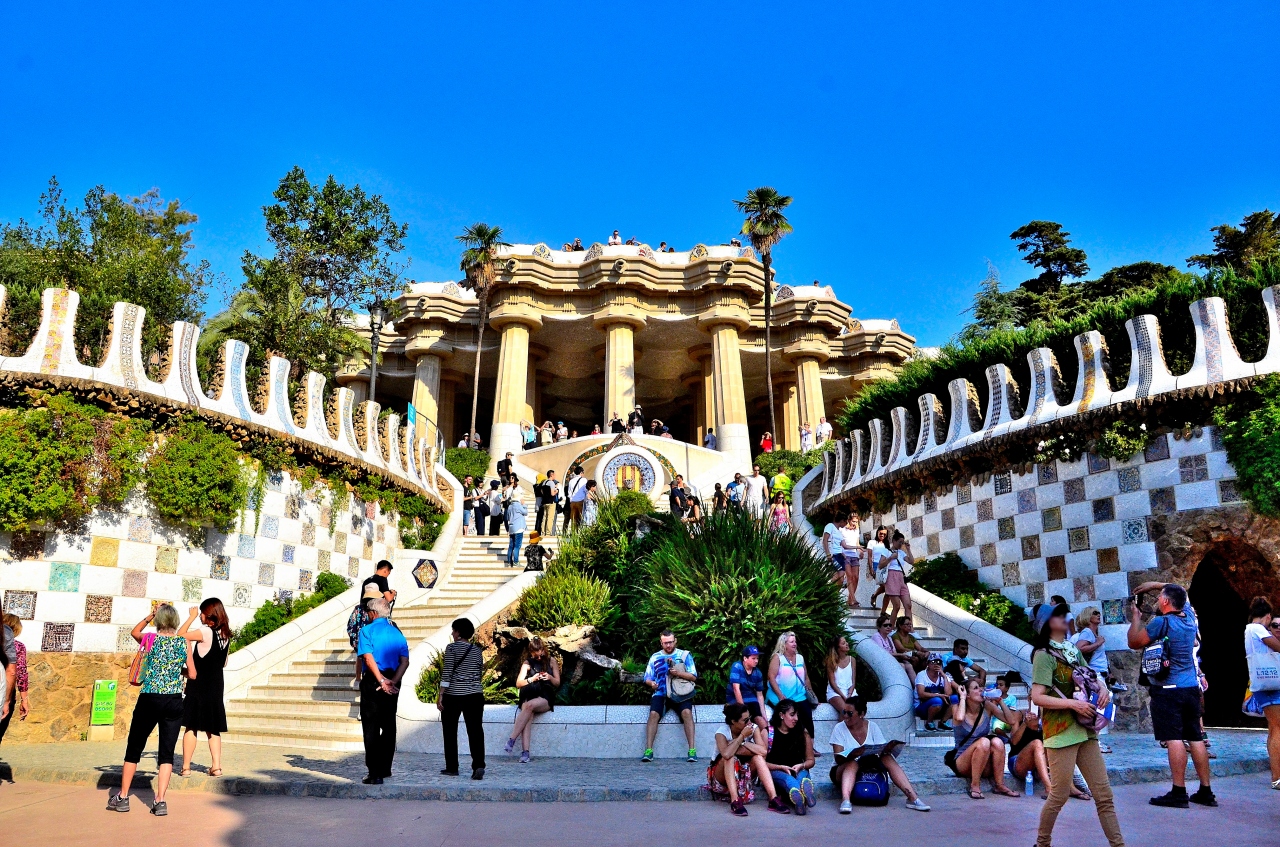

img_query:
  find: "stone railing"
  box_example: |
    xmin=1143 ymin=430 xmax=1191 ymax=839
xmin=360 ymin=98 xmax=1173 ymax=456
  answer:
xmin=0 ymin=286 xmax=449 ymax=510
xmin=802 ymin=288 xmax=1279 ymax=512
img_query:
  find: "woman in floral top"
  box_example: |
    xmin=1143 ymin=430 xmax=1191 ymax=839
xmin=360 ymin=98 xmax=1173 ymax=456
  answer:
xmin=1029 ymin=602 xmax=1124 ymax=847
xmin=0 ymin=613 xmax=30 ymax=744
xmin=107 ymin=604 xmax=192 ymax=817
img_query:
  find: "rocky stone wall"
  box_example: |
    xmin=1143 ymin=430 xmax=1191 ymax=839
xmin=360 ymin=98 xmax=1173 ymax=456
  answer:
xmin=5 ymin=652 xmax=137 ymax=744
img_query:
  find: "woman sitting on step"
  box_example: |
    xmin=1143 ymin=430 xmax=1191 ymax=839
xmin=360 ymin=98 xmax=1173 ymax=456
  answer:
xmin=949 ymin=676 xmax=1022 ymax=800
xmin=505 ymin=637 xmax=560 ymax=763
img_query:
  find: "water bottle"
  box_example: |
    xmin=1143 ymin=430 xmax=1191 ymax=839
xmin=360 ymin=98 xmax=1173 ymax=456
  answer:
xmin=1025 ymin=770 xmax=1034 ymax=797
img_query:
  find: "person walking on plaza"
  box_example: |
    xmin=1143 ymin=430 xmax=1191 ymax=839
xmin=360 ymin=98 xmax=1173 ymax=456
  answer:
xmin=357 ymin=598 xmax=409 ymax=785
xmin=769 ymin=465 xmax=793 ymax=503
xmin=767 ymin=631 xmax=819 ymax=740
xmin=1127 ymin=581 xmax=1216 ymax=808
xmin=830 ymin=695 xmax=929 ymax=813
xmin=1032 ymin=602 xmax=1125 ymax=846
xmin=107 ymin=604 xmax=191 ymax=816
xmin=768 ymin=492 xmax=790 ymax=531
xmin=504 ymin=636 xmax=560 ymax=762
xmin=744 ymin=464 xmax=768 ymax=519
xmin=0 ymin=614 xmax=28 ymax=746
xmin=439 ymin=617 xmax=486 ymax=780
xmin=1242 ymin=595 xmax=1280 ymax=788
xmin=881 ymin=531 xmax=913 ymax=620
xmin=640 ymin=630 xmax=698 ymax=762
xmin=176 ymin=600 xmax=231 ymax=777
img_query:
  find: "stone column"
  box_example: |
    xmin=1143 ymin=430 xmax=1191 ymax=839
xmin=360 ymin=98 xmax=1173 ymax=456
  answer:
xmin=411 ymin=354 xmax=442 ymax=444
xmin=489 ymin=315 xmax=540 ymax=460
xmin=347 ymin=377 xmax=370 ymax=407
xmin=595 ymin=311 xmax=645 ymax=431
xmin=438 ymin=377 xmax=458 ymax=448
xmin=794 ymin=356 xmax=827 ymax=440
xmin=690 ymin=344 xmax=717 ymax=449
xmin=778 ymin=377 xmax=800 ymax=451
xmin=707 ymin=322 xmax=751 ymax=464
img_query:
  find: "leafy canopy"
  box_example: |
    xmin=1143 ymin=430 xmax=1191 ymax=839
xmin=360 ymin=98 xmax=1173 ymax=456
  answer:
xmin=734 ymin=187 xmax=793 ymax=257
xmin=1188 ymin=209 xmax=1280 ymax=272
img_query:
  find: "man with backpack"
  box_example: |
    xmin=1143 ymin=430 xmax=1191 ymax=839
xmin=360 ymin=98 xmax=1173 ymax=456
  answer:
xmin=1127 ymin=581 xmax=1215 ymax=809
xmin=538 ymin=471 xmax=560 ymax=536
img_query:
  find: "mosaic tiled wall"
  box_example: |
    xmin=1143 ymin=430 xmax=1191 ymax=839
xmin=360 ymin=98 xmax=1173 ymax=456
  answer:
xmin=1 ymin=469 xmax=398 ymax=654
xmin=876 ymin=428 xmax=1238 ymax=646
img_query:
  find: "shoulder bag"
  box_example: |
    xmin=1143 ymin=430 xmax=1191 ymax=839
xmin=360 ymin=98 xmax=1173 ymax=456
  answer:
xmin=1139 ymin=616 xmax=1172 ymax=686
xmin=666 ymin=650 xmax=696 ymax=701
xmin=1048 ymin=648 xmax=1113 ymax=731
xmin=128 ymin=632 xmax=157 ymax=686
xmin=438 ymin=642 xmax=479 ymax=706
xmin=943 ymin=715 xmax=981 ymax=775
xmin=1248 ymin=649 xmax=1280 ymax=692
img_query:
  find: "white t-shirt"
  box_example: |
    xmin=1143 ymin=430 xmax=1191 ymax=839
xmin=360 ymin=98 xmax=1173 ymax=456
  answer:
xmin=867 ymin=540 xmax=889 ymax=569
xmin=568 ymin=476 xmax=588 ymax=503
xmin=822 ymin=523 xmax=843 ymax=555
xmin=886 ymin=549 xmax=907 ymax=573
xmin=830 ymin=718 xmax=887 ymax=758
xmin=1074 ymin=628 xmax=1108 ymax=672
xmin=744 ymin=475 xmax=767 ymax=502
xmin=608 ymin=234 xmax=621 ymax=245
xmin=839 ymin=527 xmax=862 ymax=552
xmin=1245 ymin=622 xmax=1273 ymax=657
xmin=817 ymin=421 xmax=833 ymax=440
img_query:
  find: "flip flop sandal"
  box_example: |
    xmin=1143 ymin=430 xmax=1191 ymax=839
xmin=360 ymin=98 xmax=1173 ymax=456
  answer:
xmin=968 ymin=788 xmax=985 ymax=800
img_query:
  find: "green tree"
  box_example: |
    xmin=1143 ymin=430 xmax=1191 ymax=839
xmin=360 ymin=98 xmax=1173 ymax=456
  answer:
xmin=0 ymin=178 xmax=209 ymax=363
xmin=456 ymin=223 xmax=510 ymax=450
xmin=734 ymin=188 xmax=794 ymax=441
xmin=1009 ymin=220 xmax=1090 ymax=293
xmin=1080 ymin=261 xmax=1176 ymax=301
xmin=957 ymin=260 xmax=1021 ymax=344
xmin=1187 ymin=209 xmax=1280 ymax=272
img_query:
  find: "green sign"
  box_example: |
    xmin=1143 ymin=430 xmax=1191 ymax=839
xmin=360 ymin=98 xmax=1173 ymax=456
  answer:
xmin=91 ymin=679 xmax=117 ymax=726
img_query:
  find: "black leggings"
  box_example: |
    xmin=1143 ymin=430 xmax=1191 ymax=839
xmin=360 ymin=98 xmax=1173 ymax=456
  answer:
xmin=124 ymin=694 xmax=184 ymax=766
xmin=441 ymin=693 xmax=486 ymax=772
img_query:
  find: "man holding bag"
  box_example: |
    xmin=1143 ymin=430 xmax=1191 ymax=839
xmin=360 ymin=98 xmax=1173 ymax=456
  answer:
xmin=640 ymin=630 xmax=698 ymax=763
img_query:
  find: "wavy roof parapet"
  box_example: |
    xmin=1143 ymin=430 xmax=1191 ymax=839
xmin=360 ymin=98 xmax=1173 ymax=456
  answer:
xmin=0 ymin=286 xmax=449 ymax=510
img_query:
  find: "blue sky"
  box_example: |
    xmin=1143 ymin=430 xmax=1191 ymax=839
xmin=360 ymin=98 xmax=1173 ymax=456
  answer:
xmin=2 ymin=2 xmax=1277 ymax=347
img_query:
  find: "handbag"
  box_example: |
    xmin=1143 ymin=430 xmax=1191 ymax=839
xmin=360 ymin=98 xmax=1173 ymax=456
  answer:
xmin=128 ymin=632 xmax=157 ymax=686
xmin=1248 ymin=651 xmax=1280 ymax=692
xmin=666 ymin=651 xmax=696 ymax=701
xmin=943 ymin=716 xmax=981 ymax=774
xmin=439 ymin=642 xmax=479 ymax=704
xmin=1048 ymin=649 xmax=1113 ymax=732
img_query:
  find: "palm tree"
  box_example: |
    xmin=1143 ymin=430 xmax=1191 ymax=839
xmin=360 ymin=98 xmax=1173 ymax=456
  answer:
xmin=456 ymin=223 xmax=510 ymax=451
xmin=734 ymin=187 xmax=793 ymax=445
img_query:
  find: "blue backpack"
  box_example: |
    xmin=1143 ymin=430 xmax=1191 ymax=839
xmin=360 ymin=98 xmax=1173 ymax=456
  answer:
xmin=851 ymin=755 xmax=890 ymax=806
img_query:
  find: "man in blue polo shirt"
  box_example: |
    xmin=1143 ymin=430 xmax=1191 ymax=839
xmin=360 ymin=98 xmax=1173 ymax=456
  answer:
xmin=726 ymin=645 xmax=768 ymax=732
xmin=357 ymin=597 xmax=410 ymax=785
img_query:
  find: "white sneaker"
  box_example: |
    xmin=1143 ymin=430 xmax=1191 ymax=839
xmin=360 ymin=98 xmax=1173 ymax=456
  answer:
xmin=838 ymin=800 xmax=853 ymax=814
xmin=906 ymin=797 xmax=931 ymax=811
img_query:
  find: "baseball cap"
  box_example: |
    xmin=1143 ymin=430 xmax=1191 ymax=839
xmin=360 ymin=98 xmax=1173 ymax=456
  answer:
xmin=742 ymin=645 xmax=760 ymax=657
xmin=926 ymin=652 xmax=943 ymax=664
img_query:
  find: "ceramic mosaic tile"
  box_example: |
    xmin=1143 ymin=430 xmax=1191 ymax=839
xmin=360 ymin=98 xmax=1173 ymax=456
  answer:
xmin=317 ymin=550 xmax=331 ymax=572
xmin=1042 ymin=507 xmax=1063 ymax=532
xmin=1017 ymin=489 xmax=1038 ymax=514
xmin=320 ymin=506 xmax=332 ymax=528
xmin=90 ymin=537 xmax=120 ymax=568
xmin=1073 ymin=576 xmax=1096 ymax=602
xmin=1063 ymin=478 xmax=1086 ymax=505
xmin=347 ymin=556 xmax=360 ymax=577
xmin=365 ymin=501 xmax=376 ymax=520
xmin=1210 ymin=426 xmax=1225 ymax=452
xmin=362 ymin=538 xmax=374 ymax=559
xmin=959 ymin=525 xmax=975 ymax=548
xmin=927 ymin=534 xmax=940 ymax=555
xmin=334 ymin=531 xmax=347 ymax=554
xmin=1218 ymin=480 xmax=1243 ymax=503
xmin=1122 ymin=518 xmax=1149 ymax=544
xmin=285 ymin=495 xmax=301 ymax=521
xmin=182 ymin=577 xmax=203 ymax=602
xmin=247 ymin=488 xmax=262 ymax=511
xmin=895 ymin=503 xmax=908 ymax=521
xmin=42 ymin=622 xmax=74 ymax=652
xmin=49 ymin=561 xmax=82 ymax=592
xmin=4 ymin=590 xmax=37 ymax=620
xmin=1092 ymin=497 xmax=1115 ymax=523
xmin=941 ymin=508 xmax=956 ymax=530
xmin=1102 ymin=598 xmax=1126 ymax=625
xmin=1021 ymin=534 xmax=1041 ymax=559
xmin=122 ymin=569 xmax=149 ymax=597
xmin=257 ymin=563 xmax=275 ymax=586
xmin=923 ymin=492 xmax=937 ymax=513
xmin=980 ymin=543 xmax=997 ymax=568
xmin=237 ymin=534 xmax=256 ymax=558
xmin=1117 ymin=467 xmax=1142 ymax=494
xmin=298 ymin=569 xmax=313 ymax=591
xmin=976 ymin=499 xmax=994 ymax=522
xmin=84 ymin=594 xmax=113 ymax=623
xmin=9 ymin=530 xmax=46 ymax=560
xmin=262 ymin=516 xmax=280 ymax=539
xmin=210 ymin=554 xmax=230 ymax=581
xmin=1046 ymin=555 xmax=1067 ymax=581
xmin=910 ymin=516 xmax=924 ymax=538
xmin=266 ymin=470 xmax=284 ymax=492
xmin=1144 ymin=434 xmax=1170 ymax=462
xmin=376 ymin=523 xmax=385 ymax=543
xmin=994 ymin=472 xmax=1012 ymax=496
xmin=1179 ymin=454 xmax=1209 ymax=483
xmin=997 ymin=517 xmax=1016 ymax=540
xmin=1002 ymin=561 xmax=1021 ymax=587
xmin=955 ymin=484 xmax=972 ymax=505
xmin=1026 ymin=582 xmax=1046 ymax=606
xmin=1067 ymin=527 xmax=1091 ymax=553
xmin=301 ymin=523 xmax=316 ymax=546
xmin=117 ymin=625 xmax=137 ymax=651
xmin=276 ymin=589 xmax=293 ymax=604
xmin=1038 ymin=462 xmax=1059 ymax=485
xmin=282 ymin=544 xmax=296 ymax=564
xmin=128 ymin=515 xmax=153 ymax=543
xmin=155 ymin=545 xmax=179 ymax=574
xmin=1097 ymin=548 xmax=1120 ymax=574
xmin=350 ymin=512 xmax=364 ymax=534
xmin=1149 ymin=487 xmax=1176 ymax=515
xmin=233 ymin=583 xmax=253 ymax=607
xmin=1087 ymin=453 xmax=1110 ymax=474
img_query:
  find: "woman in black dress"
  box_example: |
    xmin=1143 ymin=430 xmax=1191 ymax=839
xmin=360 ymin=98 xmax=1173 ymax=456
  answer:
xmin=504 ymin=636 xmax=560 ymax=762
xmin=176 ymin=599 xmax=231 ymax=776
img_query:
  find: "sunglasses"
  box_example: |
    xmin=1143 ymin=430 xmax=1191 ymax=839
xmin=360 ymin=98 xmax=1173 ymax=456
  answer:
xmin=842 ymin=709 xmax=857 ymax=717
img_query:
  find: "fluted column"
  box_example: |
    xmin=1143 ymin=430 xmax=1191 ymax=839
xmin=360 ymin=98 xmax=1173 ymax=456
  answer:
xmin=794 ymin=356 xmax=827 ymax=443
xmin=595 ymin=312 xmax=645 ymax=431
xmin=709 ymin=322 xmax=751 ymax=463
xmin=411 ymin=354 xmax=442 ymax=444
xmin=438 ymin=377 xmax=458 ymax=448
xmin=690 ymin=344 xmax=717 ymax=449
xmin=490 ymin=317 xmax=538 ymax=459
xmin=778 ymin=377 xmax=800 ymax=450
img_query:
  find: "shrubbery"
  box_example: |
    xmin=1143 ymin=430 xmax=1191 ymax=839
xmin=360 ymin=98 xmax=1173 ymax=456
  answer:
xmin=445 ymin=446 xmax=491 ymax=483
xmin=908 ymin=553 xmax=1034 ymax=642
xmin=516 ymin=559 xmax=614 ymax=631
xmin=144 ymin=418 xmax=247 ymax=530
xmin=229 ymin=571 xmax=350 ymax=652
xmin=753 ymin=443 xmax=833 ymax=480
xmin=415 ymin=647 xmax=517 ymax=704
xmin=1215 ymin=373 xmax=1280 ymax=517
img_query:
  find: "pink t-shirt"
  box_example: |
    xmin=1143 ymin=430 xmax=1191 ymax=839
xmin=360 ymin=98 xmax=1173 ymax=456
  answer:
xmin=870 ymin=631 xmax=894 ymax=654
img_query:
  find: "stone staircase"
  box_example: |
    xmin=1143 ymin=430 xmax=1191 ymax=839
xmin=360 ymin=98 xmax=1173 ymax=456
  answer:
xmin=845 ymin=606 xmax=1029 ymax=748
xmin=225 ymin=534 xmax=556 ymax=751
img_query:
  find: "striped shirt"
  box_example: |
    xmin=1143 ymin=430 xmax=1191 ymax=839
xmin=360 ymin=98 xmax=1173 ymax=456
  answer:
xmin=440 ymin=640 xmax=484 ymax=697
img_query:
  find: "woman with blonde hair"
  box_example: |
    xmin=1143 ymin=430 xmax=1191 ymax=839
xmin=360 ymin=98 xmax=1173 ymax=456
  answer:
xmin=177 ymin=599 xmax=232 ymax=776
xmin=0 ymin=613 xmax=30 ymax=745
xmin=767 ymin=631 xmax=818 ymax=739
xmin=107 ymin=604 xmax=192 ymax=816
xmin=504 ymin=637 xmax=560 ymax=762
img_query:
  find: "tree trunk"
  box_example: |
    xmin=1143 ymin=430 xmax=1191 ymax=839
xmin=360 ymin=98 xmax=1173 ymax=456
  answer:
xmin=763 ymin=251 xmax=778 ymax=446
xmin=468 ymin=285 xmax=488 ymax=451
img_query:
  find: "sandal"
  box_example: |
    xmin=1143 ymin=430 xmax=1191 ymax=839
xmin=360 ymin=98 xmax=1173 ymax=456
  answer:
xmin=967 ymin=788 xmax=985 ymax=800
xmin=1071 ymin=789 xmax=1092 ymax=801
xmin=209 ymin=768 xmax=223 ymax=777
xmin=993 ymin=785 xmax=1020 ymax=798
xmin=178 ymin=769 xmax=192 ymax=778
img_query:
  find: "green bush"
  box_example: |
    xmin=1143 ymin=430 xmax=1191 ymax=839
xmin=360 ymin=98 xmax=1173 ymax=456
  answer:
xmin=0 ymin=393 xmax=149 ymax=531
xmin=753 ymin=443 xmax=833 ymax=480
xmin=516 ymin=560 xmax=614 ymax=632
xmin=635 ymin=507 xmax=847 ymax=703
xmin=144 ymin=419 xmax=247 ymax=531
xmin=445 ymin=447 xmax=491 ymax=483
xmin=415 ymin=648 xmax=517 ymax=704
xmin=1215 ymin=374 xmax=1280 ymax=517
xmin=909 ymin=553 xmax=1034 ymax=642
xmin=229 ymin=573 xmax=350 ymax=652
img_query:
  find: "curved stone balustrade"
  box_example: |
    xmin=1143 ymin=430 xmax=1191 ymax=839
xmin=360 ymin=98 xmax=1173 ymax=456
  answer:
xmin=805 ymin=288 xmax=1280 ymax=511
xmin=0 ymin=287 xmax=448 ymax=510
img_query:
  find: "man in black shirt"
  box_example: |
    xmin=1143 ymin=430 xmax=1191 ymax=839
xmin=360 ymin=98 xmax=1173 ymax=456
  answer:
xmin=362 ymin=560 xmax=396 ymax=613
xmin=668 ymin=479 xmax=688 ymax=518
xmin=627 ymin=405 xmax=645 ymax=433
xmin=496 ymin=452 xmax=514 ymax=484
xmin=609 ymin=412 xmax=626 ymax=434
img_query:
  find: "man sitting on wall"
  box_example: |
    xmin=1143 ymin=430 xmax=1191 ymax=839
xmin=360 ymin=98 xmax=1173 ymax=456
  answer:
xmin=943 ymin=638 xmax=986 ymax=687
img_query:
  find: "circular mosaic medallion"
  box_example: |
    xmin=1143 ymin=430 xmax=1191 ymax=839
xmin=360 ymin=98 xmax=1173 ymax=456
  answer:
xmin=599 ymin=449 xmax=661 ymax=496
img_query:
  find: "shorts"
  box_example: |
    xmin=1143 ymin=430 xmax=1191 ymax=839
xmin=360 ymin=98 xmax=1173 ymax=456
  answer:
xmin=462 ymin=509 xmax=472 ymax=527
xmin=831 ymin=553 xmax=847 ymax=572
xmin=650 ymin=693 xmax=693 ymax=717
xmin=885 ymin=569 xmax=910 ymax=598
xmin=1150 ymin=686 xmax=1206 ymax=742
xmin=914 ymin=694 xmax=958 ymax=719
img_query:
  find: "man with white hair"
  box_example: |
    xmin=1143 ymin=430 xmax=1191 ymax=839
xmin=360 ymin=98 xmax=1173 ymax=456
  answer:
xmin=358 ymin=597 xmax=409 ymax=785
